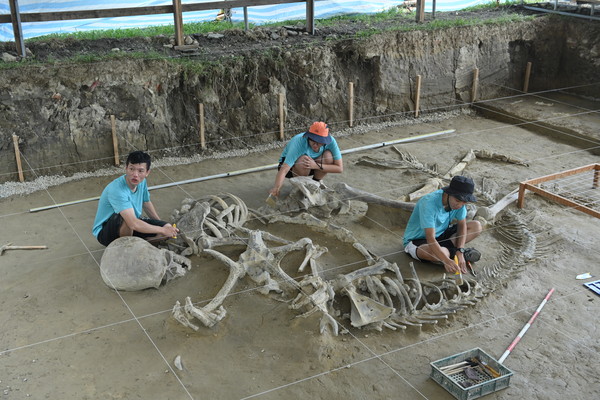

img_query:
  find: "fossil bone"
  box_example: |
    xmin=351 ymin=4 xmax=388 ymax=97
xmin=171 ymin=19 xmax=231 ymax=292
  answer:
xmin=100 ymin=236 xmax=191 ymax=291
xmin=168 ymin=178 xmax=553 ymax=335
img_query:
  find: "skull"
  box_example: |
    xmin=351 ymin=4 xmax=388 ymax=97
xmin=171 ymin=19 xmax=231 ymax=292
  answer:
xmin=100 ymin=236 xmax=192 ymax=291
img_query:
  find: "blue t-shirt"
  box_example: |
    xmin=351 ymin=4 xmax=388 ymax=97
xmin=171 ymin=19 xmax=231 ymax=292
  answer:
xmin=280 ymin=132 xmax=342 ymax=167
xmin=92 ymin=175 xmax=150 ymax=238
xmin=403 ymin=190 xmax=467 ymax=246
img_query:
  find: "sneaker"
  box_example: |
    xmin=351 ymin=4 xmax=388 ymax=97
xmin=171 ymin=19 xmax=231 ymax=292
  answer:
xmin=463 ymin=248 xmax=481 ymax=263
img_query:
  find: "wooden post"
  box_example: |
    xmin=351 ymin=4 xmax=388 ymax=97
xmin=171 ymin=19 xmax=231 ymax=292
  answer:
xmin=348 ymin=81 xmax=354 ymax=128
xmin=471 ymin=68 xmax=479 ymax=103
xmin=9 ymin=0 xmax=26 ymax=58
xmin=12 ymin=134 xmax=24 ymax=182
xmin=523 ymin=62 xmax=532 ymax=93
xmin=306 ymin=0 xmax=315 ymax=35
xmin=172 ymin=0 xmax=184 ymax=47
xmin=415 ymin=75 xmax=422 ymax=117
xmin=198 ymin=103 xmax=206 ymax=149
xmin=278 ymin=93 xmax=285 ymax=141
xmin=416 ymin=0 xmax=425 ymax=23
xmin=110 ymin=115 xmax=119 ymax=166
xmin=593 ymin=166 xmax=599 ymax=189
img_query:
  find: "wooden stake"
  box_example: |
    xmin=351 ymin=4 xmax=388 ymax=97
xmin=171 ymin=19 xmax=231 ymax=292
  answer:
xmin=12 ymin=134 xmax=24 ymax=182
xmin=415 ymin=75 xmax=422 ymax=117
xmin=278 ymin=93 xmax=285 ymax=141
xmin=471 ymin=68 xmax=479 ymax=103
xmin=348 ymin=82 xmax=354 ymax=128
xmin=9 ymin=0 xmax=26 ymax=58
xmin=416 ymin=0 xmax=425 ymax=23
xmin=172 ymin=0 xmax=184 ymax=47
xmin=110 ymin=115 xmax=119 ymax=166
xmin=198 ymin=103 xmax=206 ymax=149
xmin=523 ymin=62 xmax=532 ymax=93
xmin=306 ymin=0 xmax=315 ymax=35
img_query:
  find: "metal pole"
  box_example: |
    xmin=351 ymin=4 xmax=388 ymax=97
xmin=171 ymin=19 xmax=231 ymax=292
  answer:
xmin=29 ymin=129 xmax=455 ymax=212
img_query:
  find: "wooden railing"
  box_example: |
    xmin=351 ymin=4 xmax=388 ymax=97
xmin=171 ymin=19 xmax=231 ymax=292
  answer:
xmin=1 ymin=0 xmax=317 ymax=57
xmin=2 ymin=0 xmax=430 ymax=57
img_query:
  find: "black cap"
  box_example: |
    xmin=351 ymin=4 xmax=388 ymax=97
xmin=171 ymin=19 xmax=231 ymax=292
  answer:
xmin=442 ymin=176 xmax=477 ymax=203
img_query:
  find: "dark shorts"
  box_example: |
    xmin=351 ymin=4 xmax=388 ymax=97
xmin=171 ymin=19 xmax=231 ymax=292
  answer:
xmin=96 ymin=213 xmax=167 ymax=247
xmin=277 ymin=160 xmax=315 ymax=178
xmin=411 ymin=224 xmax=459 ymax=258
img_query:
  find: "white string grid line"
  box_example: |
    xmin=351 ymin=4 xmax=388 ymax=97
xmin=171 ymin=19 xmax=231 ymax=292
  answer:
xmin=1 ymin=87 xmax=599 ymax=398
xmin=1 ymin=75 xmax=597 ymax=180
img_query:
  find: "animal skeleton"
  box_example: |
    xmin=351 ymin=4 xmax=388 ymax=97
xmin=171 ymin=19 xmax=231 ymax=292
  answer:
xmin=167 ymin=174 xmax=553 ymax=335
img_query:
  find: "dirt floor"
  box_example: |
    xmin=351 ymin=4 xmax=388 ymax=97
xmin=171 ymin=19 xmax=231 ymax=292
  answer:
xmin=0 ymin=92 xmax=599 ymax=399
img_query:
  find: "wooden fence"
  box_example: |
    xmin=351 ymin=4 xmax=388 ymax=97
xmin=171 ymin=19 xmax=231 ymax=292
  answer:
xmin=1 ymin=0 xmax=317 ymax=57
xmin=1 ymin=0 xmax=429 ymax=57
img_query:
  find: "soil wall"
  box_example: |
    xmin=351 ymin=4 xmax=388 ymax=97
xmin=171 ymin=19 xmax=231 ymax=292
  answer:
xmin=0 ymin=16 xmax=597 ymax=182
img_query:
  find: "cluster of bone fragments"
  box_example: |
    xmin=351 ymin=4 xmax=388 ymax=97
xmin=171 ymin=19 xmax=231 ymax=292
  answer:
xmin=100 ymin=149 xmax=556 ymax=335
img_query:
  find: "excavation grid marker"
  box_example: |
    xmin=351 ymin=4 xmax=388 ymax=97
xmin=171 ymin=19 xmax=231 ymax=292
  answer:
xmin=518 ymin=163 xmax=600 ymax=219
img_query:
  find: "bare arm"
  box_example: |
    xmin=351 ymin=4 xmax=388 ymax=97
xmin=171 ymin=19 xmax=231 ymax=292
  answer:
xmin=303 ymin=153 xmax=343 ymax=173
xmin=314 ymin=157 xmax=343 ymax=174
xmin=269 ymin=164 xmax=291 ymax=197
xmin=424 ymin=227 xmax=459 ymax=273
xmin=143 ymin=201 xmax=161 ymax=220
xmin=120 ymin=207 xmax=177 ymax=237
xmin=454 ymin=219 xmax=468 ymax=273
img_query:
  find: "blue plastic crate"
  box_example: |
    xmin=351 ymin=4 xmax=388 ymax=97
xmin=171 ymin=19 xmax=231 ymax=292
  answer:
xmin=430 ymin=348 xmax=513 ymax=400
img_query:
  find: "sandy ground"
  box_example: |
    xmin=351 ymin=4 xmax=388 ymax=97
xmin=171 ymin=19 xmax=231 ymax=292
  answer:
xmin=1 ymin=97 xmax=599 ymax=400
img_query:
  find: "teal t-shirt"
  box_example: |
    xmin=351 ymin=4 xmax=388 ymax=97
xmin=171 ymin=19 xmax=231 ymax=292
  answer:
xmin=403 ymin=190 xmax=467 ymax=246
xmin=92 ymin=175 xmax=150 ymax=238
xmin=280 ymin=132 xmax=342 ymax=167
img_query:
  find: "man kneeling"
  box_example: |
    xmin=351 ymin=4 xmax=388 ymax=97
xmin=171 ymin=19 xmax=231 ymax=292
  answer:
xmin=403 ymin=176 xmax=482 ymax=274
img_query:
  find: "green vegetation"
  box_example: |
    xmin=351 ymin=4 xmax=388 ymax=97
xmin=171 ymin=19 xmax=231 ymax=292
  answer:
xmin=26 ymin=20 xmax=253 ymax=43
xmin=352 ymin=9 xmax=534 ymax=38
xmin=22 ymin=4 xmax=531 ymax=44
xmin=462 ymin=0 xmax=539 ymax=11
xmin=1 ymin=4 xmax=536 ymax=67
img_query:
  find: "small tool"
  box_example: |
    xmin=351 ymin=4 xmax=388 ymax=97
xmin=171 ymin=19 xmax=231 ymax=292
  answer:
xmin=469 ymin=357 xmax=500 ymax=378
xmin=265 ymin=194 xmax=277 ymax=207
xmin=453 ymin=255 xmax=463 ymax=285
xmin=172 ymin=223 xmax=177 ymax=239
xmin=0 ymin=243 xmax=48 ymax=256
xmin=467 ymin=260 xmax=476 ymax=276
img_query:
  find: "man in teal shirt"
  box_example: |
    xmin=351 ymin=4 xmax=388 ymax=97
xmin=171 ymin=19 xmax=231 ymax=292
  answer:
xmin=403 ymin=176 xmax=482 ymax=274
xmin=92 ymin=151 xmax=178 ymax=246
xmin=269 ymin=121 xmax=343 ymax=198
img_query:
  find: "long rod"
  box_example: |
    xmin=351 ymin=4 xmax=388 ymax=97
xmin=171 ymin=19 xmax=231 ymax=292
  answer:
xmin=29 ymin=128 xmax=455 ymax=212
xmin=498 ymin=288 xmax=555 ymax=364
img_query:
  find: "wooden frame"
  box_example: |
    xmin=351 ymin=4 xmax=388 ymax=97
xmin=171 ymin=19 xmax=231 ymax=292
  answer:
xmin=1 ymin=0 xmax=317 ymax=56
xmin=0 ymin=0 xmax=317 ymax=57
xmin=518 ymin=163 xmax=600 ymax=219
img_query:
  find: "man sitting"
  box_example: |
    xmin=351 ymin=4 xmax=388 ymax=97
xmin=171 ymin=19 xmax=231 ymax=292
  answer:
xmin=92 ymin=151 xmax=178 ymax=246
